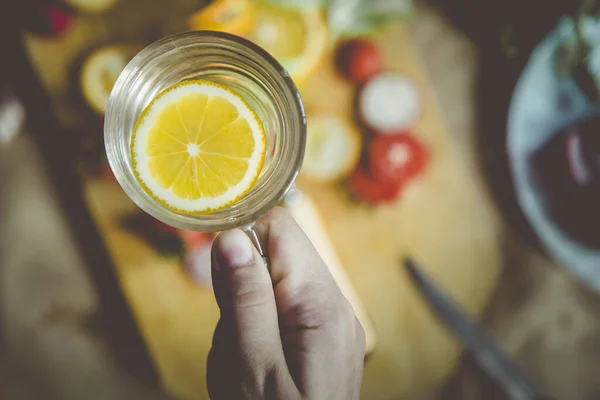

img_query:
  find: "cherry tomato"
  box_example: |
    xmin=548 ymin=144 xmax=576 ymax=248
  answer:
xmin=369 ymin=133 xmax=428 ymax=185
xmin=335 ymin=39 xmax=382 ymax=83
xmin=349 ymin=167 xmax=403 ymax=203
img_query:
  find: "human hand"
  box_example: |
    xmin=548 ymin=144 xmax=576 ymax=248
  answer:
xmin=207 ymin=207 xmax=365 ymax=399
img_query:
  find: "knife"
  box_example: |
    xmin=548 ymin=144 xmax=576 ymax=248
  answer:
xmin=404 ymin=258 xmax=554 ymax=400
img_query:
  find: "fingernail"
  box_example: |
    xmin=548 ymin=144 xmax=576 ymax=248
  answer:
xmin=214 ymin=229 xmax=254 ymax=269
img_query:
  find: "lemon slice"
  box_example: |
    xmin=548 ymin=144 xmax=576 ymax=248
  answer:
xmin=188 ymin=0 xmax=256 ymax=36
xmin=248 ymin=4 xmax=328 ymax=85
xmin=131 ymin=80 xmax=266 ymax=214
xmin=81 ymin=46 xmax=134 ymax=115
xmin=301 ymin=113 xmax=362 ymax=183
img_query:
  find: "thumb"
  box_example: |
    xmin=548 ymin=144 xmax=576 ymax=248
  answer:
xmin=210 ymin=229 xmax=285 ymax=377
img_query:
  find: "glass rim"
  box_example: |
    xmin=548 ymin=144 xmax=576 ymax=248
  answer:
xmin=104 ymin=30 xmax=306 ymax=232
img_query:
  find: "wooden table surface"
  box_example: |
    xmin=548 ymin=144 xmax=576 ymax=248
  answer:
xmin=20 ymin=3 xmax=503 ymax=399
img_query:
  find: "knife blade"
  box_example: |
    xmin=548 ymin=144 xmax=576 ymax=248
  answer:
xmin=404 ymin=258 xmax=553 ymax=400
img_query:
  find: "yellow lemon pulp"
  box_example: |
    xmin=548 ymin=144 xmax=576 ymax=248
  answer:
xmin=131 ymin=80 xmax=266 ymax=214
xmin=251 ymin=5 xmax=307 ymax=58
xmin=301 ymin=113 xmax=361 ymax=183
xmin=188 ymin=1 xmax=327 ymax=85
xmin=81 ymin=46 xmax=134 ymax=114
xmin=188 ymin=0 xmax=256 ymax=36
xmin=248 ymin=5 xmax=327 ymax=85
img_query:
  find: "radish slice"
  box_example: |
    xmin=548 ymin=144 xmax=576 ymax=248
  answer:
xmin=359 ymin=72 xmax=421 ymax=133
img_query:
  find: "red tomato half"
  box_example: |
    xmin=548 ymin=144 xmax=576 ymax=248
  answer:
xmin=369 ymin=133 xmax=429 ymax=185
xmin=335 ymin=39 xmax=382 ymax=83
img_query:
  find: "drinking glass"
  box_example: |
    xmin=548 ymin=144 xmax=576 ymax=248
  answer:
xmin=104 ymin=31 xmax=306 ymax=257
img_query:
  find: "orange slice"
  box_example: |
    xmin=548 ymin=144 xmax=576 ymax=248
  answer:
xmin=131 ymin=80 xmax=266 ymax=214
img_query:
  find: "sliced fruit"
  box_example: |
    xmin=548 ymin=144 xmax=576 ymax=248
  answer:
xmin=256 ymin=0 xmax=323 ymax=8
xmin=188 ymin=0 xmax=256 ymax=37
xmin=349 ymin=167 xmax=402 ymax=204
xmin=247 ymin=3 xmax=328 ymax=85
xmin=301 ymin=113 xmax=362 ymax=183
xmin=359 ymin=72 xmax=421 ymax=132
xmin=369 ymin=133 xmax=429 ymax=185
xmin=64 ymin=0 xmax=119 ymax=13
xmin=81 ymin=46 xmax=136 ymax=115
xmin=131 ymin=80 xmax=266 ymax=214
xmin=335 ymin=39 xmax=382 ymax=83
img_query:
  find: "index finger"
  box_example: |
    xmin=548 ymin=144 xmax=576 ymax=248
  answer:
xmin=253 ymin=207 xmax=352 ymax=330
xmin=254 ymin=206 xmax=337 ymax=290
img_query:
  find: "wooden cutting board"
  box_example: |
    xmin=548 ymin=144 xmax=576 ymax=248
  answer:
xmin=25 ymin=5 xmax=502 ymax=398
xmin=82 ymin=23 xmax=502 ymax=400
